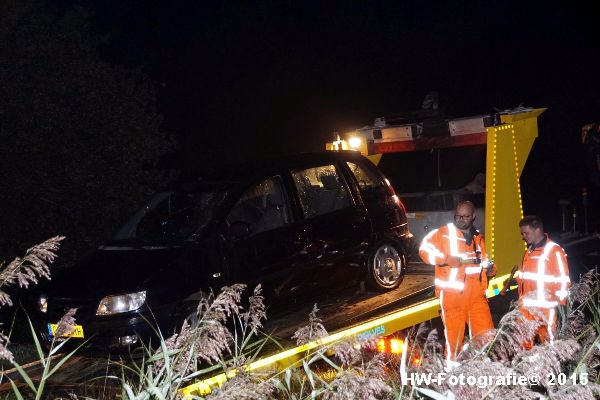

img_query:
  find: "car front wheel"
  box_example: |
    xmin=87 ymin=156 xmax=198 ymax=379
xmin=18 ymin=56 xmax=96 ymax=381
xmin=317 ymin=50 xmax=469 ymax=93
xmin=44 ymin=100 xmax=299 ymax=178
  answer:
xmin=367 ymin=242 xmax=405 ymax=291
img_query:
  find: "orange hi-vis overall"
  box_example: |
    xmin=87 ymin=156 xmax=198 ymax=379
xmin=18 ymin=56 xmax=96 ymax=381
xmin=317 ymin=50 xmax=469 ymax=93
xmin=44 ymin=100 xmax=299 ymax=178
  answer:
xmin=419 ymin=223 xmax=494 ymax=364
xmin=517 ymin=238 xmax=570 ymax=344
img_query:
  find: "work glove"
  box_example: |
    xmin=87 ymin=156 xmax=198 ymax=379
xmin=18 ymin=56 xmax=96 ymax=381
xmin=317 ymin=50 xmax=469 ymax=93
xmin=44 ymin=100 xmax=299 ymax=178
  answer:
xmin=486 ymin=263 xmax=497 ymax=277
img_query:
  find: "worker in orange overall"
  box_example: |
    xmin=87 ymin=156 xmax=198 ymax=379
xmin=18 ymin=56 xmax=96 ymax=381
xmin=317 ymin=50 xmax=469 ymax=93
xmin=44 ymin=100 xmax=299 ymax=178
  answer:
xmin=419 ymin=201 xmax=496 ymax=368
xmin=517 ymin=216 xmax=570 ymax=345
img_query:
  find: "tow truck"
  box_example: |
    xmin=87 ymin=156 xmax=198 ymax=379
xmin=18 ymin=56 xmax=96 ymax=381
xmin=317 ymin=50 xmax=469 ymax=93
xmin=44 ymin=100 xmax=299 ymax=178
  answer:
xmin=180 ymin=106 xmax=547 ymax=396
xmin=5 ymin=108 xmax=597 ymax=396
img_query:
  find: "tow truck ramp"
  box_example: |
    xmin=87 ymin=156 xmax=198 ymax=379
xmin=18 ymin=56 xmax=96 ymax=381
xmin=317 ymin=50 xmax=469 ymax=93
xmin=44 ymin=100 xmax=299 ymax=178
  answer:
xmin=181 ymin=271 xmax=513 ymax=397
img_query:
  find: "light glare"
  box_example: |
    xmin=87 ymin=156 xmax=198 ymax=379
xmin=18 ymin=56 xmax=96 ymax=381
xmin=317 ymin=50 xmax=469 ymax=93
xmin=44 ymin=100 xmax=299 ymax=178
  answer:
xmin=390 ymin=338 xmax=403 ymax=354
xmin=348 ymin=136 xmax=361 ymax=149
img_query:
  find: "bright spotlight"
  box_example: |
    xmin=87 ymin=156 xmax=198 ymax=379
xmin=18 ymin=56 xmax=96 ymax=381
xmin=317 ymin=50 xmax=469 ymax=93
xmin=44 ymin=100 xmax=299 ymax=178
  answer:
xmin=348 ymin=137 xmax=362 ymax=149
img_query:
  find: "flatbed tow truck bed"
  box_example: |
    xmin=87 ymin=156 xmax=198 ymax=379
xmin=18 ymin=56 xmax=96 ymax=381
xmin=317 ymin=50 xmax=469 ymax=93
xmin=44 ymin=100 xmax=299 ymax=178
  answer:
xmin=263 ymin=264 xmax=433 ymax=347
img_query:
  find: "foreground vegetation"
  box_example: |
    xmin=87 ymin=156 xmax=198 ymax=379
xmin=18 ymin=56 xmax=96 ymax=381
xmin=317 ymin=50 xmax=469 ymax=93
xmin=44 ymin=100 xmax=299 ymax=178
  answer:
xmin=1 ymin=239 xmax=599 ymax=399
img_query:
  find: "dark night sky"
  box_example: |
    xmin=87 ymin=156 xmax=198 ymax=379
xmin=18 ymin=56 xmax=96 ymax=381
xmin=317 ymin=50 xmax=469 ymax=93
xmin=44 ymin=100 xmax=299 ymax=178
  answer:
xmin=80 ymin=1 xmax=599 ymax=229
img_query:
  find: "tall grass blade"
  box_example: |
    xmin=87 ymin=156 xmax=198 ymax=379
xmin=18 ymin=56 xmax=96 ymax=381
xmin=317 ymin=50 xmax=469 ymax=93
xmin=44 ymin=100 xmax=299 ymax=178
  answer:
xmin=8 ymin=378 xmax=25 ymax=400
xmin=26 ymin=316 xmax=46 ymax=368
xmin=11 ymin=362 xmax=37 ymax=394
xmin=47 ymin=340 xmax=88 ymax=378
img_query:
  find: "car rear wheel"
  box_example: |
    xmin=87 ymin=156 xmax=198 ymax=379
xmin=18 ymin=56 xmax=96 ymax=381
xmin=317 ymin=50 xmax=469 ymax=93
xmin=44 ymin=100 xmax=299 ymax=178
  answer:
xmin=367 ymin=242 xmax=405 ymax=291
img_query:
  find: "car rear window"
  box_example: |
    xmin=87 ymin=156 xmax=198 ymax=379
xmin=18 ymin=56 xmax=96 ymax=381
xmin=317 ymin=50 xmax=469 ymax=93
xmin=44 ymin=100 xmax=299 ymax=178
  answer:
xmin=346 ymin=161 xmax=385 ymax=190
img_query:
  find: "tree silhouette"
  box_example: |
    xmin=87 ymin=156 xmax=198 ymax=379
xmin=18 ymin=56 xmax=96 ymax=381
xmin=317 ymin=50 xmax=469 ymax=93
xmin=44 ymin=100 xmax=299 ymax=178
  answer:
xmin=0 ymin=0 xmax=174 ymax=267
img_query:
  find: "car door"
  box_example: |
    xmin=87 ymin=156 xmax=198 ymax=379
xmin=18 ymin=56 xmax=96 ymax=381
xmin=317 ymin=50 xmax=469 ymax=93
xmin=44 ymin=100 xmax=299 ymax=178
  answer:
xmin=290 ymin=163 xmax=371 ymax=291
xmin=222 ymin=174 xmax=310 ymax=302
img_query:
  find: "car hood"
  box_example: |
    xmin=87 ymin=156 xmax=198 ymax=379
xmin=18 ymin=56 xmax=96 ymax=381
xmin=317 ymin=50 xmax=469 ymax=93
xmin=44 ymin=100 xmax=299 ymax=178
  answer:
xmin=46 ymin=244 xmax=187 ymax=299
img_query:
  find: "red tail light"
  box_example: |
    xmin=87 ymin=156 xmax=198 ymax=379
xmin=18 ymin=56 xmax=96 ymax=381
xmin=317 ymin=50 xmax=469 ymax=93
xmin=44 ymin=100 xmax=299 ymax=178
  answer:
xmin=384 ymin=178 xmax=407 ymax=214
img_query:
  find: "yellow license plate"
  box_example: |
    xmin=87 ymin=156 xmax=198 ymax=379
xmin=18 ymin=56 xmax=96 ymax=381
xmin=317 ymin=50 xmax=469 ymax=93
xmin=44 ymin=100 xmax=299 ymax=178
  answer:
xmin=47 ymin=323 xmax=84 ymax=338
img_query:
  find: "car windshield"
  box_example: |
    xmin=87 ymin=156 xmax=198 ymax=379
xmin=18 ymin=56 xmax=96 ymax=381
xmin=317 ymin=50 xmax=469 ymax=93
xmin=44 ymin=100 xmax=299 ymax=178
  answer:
xmin=114 ymin=183 xmax=228 ymax=244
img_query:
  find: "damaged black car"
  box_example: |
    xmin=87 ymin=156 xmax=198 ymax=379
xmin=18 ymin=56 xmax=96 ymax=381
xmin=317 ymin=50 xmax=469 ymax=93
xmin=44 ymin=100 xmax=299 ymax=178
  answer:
xmin=31 ymin=151 xmax=411 ymax=352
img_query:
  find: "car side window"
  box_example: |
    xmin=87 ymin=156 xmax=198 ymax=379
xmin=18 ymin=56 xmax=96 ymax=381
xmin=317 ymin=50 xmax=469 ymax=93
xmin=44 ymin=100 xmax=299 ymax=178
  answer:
xmin=346 ymin=161 xmax=384 ymax=190
xmin=291 ymin=164 xmax=352 ymax=218
xmin=227 ymin=175 xmax=291 ymax=235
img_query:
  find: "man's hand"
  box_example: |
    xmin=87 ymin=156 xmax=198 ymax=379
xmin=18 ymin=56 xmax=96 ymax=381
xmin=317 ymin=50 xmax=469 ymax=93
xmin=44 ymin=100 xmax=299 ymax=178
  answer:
xmin=500 ymin=265 xmax=519 ymax=296
xmin=486 ymin=262 xmax=497 ymax=277
xmin=446 ymin=256 xmax=461 ymax=267
xmin=500 ymin=278 xmax=517 ymax=296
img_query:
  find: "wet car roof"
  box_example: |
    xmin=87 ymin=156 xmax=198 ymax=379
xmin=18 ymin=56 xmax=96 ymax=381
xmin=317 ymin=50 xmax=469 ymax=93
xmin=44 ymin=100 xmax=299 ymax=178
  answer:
xmin=172 ymin=150 xmax=366 ymax=186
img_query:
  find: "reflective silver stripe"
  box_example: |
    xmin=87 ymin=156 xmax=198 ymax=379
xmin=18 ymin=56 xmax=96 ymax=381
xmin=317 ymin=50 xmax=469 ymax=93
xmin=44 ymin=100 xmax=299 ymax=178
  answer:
xmin=420 ymin=229 xmax=444 ymax=265
xmin=520 ymin=272 xmax=571 ymax=283
xmin=522 ymin=298 xmax=558 ymax=308
xmin=555 ymin=250 xmax=569 ymax=301
xmin=443 ymin=234 xmax=466 ymax=242
xmin=535 ymin=242 xmax=558 ymax=304
xmin=449 ymin=267 xmax=463 ymax=286
xmin=465 ymin=266 xmax=482 ymax=274
xmin=548 ymin=308 xmax=555 ymax=342
xmin=449 ymin=267 xmax=458 ymax=281
xmin=440 ymin=291 xmax=463 ymax=370
xmin=447 ymin=223 xmax=459 ymax=257
xmin=434 ymin=226 xmax=468 ymax=289
xmin=523 ymin=241 xmax=570 ymax=306
xmin=446 ymin=224 xmax=468 ymax=258
xmin=434 ymin=278 xmax=465 ymax=290
xmin=420 ymin=244 xmax=444 ymax=265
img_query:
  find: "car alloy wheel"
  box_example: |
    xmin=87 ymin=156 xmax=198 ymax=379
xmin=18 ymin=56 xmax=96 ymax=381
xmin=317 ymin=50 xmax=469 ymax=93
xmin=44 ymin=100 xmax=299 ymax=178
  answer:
xmin=369 ymin=243 xmax=405 ymax=290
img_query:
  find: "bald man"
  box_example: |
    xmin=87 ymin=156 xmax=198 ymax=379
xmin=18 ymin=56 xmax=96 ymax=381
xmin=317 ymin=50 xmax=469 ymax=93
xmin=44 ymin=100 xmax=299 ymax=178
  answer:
xmin=419 ymin=201 xmax=496 ymax=368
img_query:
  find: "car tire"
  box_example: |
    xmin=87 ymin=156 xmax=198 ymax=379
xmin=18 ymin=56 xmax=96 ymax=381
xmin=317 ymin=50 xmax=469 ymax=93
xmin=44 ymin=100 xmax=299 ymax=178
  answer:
xmin=367 ymin=242 xmax=406 ymax=291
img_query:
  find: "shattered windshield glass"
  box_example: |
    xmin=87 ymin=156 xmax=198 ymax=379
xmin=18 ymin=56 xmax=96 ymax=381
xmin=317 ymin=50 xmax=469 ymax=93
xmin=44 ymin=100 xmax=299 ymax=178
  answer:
xmin=114 ymin=184 xmax=228 ymax=244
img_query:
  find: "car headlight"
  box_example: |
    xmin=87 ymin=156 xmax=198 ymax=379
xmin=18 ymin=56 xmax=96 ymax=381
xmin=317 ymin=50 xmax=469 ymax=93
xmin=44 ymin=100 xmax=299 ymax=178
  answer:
xmin=39 ymin=294 xmax=48 ymax=313
xmin=96 ymin=291 xmax=146 ymax=316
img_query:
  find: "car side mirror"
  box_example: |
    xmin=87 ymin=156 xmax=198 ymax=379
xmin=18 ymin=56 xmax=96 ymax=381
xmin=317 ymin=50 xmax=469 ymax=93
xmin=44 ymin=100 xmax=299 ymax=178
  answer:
xmin=228 ymin=221 xmax=250 ymax=239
